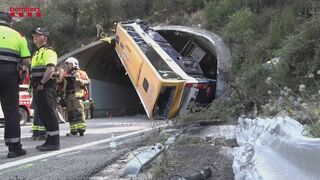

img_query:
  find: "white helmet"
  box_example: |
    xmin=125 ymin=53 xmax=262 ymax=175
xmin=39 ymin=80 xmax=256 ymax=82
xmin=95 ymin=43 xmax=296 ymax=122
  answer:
xmin=65 ymin=57 xmax=79 ymax=69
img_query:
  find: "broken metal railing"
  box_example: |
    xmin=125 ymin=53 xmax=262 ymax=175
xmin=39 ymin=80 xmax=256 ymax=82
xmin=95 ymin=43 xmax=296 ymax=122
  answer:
xmin=234 ymin=116 xmax=320 ymax=180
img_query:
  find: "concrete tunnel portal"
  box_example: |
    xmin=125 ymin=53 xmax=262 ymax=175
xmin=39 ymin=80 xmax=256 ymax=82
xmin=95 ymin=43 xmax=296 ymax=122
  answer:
xmin=58 ymin=26 xmax=230 ymax=118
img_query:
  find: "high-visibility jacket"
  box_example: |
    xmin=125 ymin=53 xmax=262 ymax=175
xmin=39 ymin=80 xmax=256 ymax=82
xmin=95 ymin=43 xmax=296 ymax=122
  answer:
xmin=0 ymin=25 xmax=30 ymax=63
xmin=31 ymin=46 xmax=57 ymax=78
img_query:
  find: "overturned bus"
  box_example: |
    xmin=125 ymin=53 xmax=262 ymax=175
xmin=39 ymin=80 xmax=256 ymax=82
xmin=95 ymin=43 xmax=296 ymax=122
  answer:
xmin=58 ymin=20 xmax=230 ymax=119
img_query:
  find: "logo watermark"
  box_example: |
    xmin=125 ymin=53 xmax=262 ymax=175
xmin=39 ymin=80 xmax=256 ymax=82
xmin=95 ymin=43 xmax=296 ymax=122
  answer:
xmin=9 ymin=6 xmax=41 ymax=17
xmin=1 ymin=0 xmax=45 ymax=18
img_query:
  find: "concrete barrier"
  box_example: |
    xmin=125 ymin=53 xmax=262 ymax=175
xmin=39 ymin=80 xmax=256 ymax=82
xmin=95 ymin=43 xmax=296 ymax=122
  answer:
xmin=233 ymin=116 xmax=320 ymax=180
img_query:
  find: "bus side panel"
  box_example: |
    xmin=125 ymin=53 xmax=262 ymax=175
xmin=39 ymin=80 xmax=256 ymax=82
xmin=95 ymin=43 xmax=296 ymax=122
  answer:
xmin=137 ymin=62 xmax=162 ymax=117
xmin=116 ymin=26 xmax=144 ymax=86
xmin=115 ymin=23 xmax=186 ymax=119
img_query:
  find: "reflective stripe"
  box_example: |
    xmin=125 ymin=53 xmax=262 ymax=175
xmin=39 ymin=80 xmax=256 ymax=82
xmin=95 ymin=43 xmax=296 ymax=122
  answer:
xmin=47 ymin=131 xmax=59 ymax=136
xmin=77 ymin=123 xmax=86 ymax=129
xmin=32 ymin=125 xmax=38 ymax=131
xmin=75 ymin=91 xmax=85 ymax=97
xmin=70 ymin=124 xmax=77 ymax=130
xmin=32 ymin=65 xmax=47 ymax=70
xmin=0 ymin=55 xmax=19 ymax=63
xmin=30 ymin=72 xmax=45 ymax=78
xmin=38 ymin=126 xmax=46 ymax=131
xmin=0 ymin=47 xmax=20 ymax=56
xmin=31 ymin=65 xmax=47 ymax=78
xmin=5 ymin=137 xmax=20 ymax=143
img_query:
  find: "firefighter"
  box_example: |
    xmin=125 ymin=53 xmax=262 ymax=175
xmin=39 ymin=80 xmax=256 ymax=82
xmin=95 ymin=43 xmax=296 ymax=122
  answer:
xmin=0 ymin=11 xmax=30 ymax=158
xmin=64 ymin=57 xmax=90 ymax=136
xmin=31 ymin=27 xmax=60 ymax=151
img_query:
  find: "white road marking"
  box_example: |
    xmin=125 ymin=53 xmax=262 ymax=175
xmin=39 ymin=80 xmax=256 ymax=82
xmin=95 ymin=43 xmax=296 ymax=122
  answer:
xmin=0 ymin=124 xmax=167 ymax=171
xmin=0 ymin=126 xmax=144 ymax=139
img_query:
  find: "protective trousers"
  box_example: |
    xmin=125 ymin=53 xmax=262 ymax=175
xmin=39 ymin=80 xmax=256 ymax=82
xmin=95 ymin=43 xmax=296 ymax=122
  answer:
xmin=32 ymin=79 xmax=59 ymax=142
xmin=31 ymin=102 xmax=46 ymax=139
xmin=0 ymin=63 xmax=22 ymax=150
xmin=66 ymin=93 xmax=86 ymax=133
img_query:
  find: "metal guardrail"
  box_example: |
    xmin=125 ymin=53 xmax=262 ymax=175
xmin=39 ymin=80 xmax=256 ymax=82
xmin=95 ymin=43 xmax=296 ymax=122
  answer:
xmin=233 ymin=116 xmax=320 ymax=180
xmin=122 ymin=143 xmax=164 ymax=177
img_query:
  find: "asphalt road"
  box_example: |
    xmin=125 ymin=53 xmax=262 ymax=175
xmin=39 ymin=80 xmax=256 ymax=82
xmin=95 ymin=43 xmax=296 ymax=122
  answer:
xmin=0 ymin=116 xmax=160 ymax=180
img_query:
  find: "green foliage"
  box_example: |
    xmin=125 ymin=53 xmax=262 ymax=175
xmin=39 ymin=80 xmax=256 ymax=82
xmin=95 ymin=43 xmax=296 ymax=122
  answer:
xmin=204 ymin=0 xmax=265 ymax=31
xmin=8 ymin=0 xmax=320 ymax=125
xmin=308 ymin=124 xmax=320 ymax=138
xmin=275 ymin=16 xmax=320 ymax=88
xmin=222 ymin=8 xmax=256 ymax=75
xmin=179 ymin=98 xmax=242 ymax=123
xmin=241 ymin=64 xmax=271 ymax=98
xmin=223 ymin=8 xmax=255 ymax=44
xmin=264 ymin=7 xmax=296 ymax=53
xmin=150 ymin=0 xmax=204 ymax=22
xmin=204 ymin=0 xmax=235 ymax=30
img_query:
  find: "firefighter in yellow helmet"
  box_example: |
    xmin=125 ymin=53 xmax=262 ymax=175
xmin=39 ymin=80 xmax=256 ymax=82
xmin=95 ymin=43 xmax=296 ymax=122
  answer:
xmin=0 ymin=11 xmax=30 ymax=158
xmin=31 ymin=27 xmax=60 ymax=151
xmin=64 ymin=57 xmax=90 ymax=136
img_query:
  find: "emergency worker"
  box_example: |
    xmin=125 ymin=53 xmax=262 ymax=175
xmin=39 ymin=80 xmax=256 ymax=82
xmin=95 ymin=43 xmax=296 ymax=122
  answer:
xmin=31 ymin=27 xmax=60 ymax=151
xmin=64 ymin=57 xmax=90 ymax=136
xmin=0 ymin=11 xmax=30 ymax=158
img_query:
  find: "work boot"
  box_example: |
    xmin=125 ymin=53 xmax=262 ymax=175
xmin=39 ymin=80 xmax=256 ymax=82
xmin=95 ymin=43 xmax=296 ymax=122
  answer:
xmin=36 ymin=135 xmax=60 ymax=151
xmin=7 ymin=143 xmax=27 ymax=158
xmin=7 ymin=149 xmax=27 ymax=158
xmin=66 ymin=130 xmax=78 ymax=136
xmin=78 ymin=129 xmax=85 ymax=136
xmin=36 ymin=132 xmax=47 ymax=141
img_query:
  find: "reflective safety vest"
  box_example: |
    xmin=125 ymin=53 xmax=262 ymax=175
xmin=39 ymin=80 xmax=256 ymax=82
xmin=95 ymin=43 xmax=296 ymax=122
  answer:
xmin=0 ymin=25 xmax=30 ymax=63
xmin=31 ymin=46 xmax=57 ymax=78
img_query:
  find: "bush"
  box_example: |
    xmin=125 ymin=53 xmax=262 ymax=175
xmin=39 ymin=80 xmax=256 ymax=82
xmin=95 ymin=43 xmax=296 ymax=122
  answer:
xmin=263 ymin=7 xmax=297 ymax=53
xmin=275 ymin=15 xmax=320 ymax=89
xmin=179 ymin=98 xmax=243 ymax=124
xmin=223 ymin=8 xmax=255 ymax=44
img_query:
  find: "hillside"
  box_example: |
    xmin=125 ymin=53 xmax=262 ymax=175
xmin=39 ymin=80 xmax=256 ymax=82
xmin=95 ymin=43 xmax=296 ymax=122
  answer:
xmin=4 ymin=0 xmax=320 ymax=133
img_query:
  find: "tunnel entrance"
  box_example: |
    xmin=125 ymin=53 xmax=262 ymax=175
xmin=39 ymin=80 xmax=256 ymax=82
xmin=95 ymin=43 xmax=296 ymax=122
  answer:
xmin=58 ymin=39 xmax=144 ymax=117
xmin=58 ymin=25 xmax=228 ymax=118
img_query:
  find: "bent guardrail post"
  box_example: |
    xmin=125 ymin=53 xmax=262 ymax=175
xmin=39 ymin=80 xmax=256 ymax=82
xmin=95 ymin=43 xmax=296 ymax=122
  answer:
xmin=122 ymin=143 xmax=164 ymax=177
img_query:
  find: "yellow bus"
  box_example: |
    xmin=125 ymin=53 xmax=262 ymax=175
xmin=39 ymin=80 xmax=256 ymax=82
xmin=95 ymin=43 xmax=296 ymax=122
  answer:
xmin=115 ymin=20 xmax=186 ymax=119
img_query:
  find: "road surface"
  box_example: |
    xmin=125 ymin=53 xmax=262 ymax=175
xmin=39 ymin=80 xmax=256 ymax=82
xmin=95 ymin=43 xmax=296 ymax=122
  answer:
xmin=0 ymin=117 xmax=162 ymax=180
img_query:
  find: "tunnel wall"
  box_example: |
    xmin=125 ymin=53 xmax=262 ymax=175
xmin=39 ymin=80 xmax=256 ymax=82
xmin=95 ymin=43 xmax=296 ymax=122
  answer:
xmin=90 ymin=79 xmax=141 ymax=117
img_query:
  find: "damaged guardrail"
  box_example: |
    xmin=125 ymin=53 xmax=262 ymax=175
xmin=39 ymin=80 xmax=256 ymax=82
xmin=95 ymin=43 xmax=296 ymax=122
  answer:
xmin=122 ymin=143 xmax=164 ymax=177
xmin=233 ymin=116 xmax=320 ymax=180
